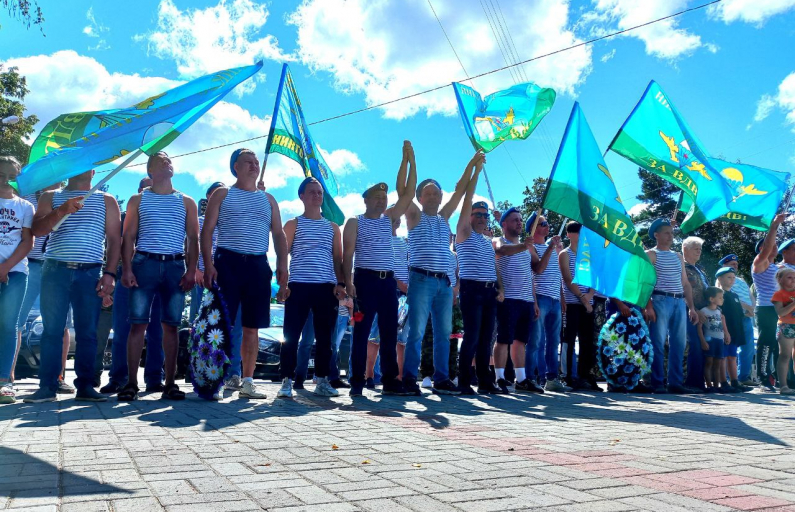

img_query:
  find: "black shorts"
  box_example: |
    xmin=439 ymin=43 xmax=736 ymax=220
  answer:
xmin=215 ymin=248 xmax=272 ymax=329
xmin=496 ymin=298 xmax=534 ymax=345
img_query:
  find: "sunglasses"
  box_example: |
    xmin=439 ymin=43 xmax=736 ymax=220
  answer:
xmin=471 ymin=212 xmax=490 ymax=219
xmin=538 ymin=221 xmax=549 ymax=227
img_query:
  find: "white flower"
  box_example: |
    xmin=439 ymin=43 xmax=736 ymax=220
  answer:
xmin=195 ymin=319 xmax=208 ymax=335
xmin=205 ymin=365 xmax=220 ymax=380
xmin=207 ymin=309 xmax=221 ymax=326
xmin=207 ymin=329 xmax=224 ymax=345
xmin=201 ymin=291 xmax=214 ymax=307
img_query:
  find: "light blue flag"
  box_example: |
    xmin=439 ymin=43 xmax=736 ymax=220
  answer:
xmin=265 ymin=64 xmax=343 ymax=224
xmin=452 ymin=81 xmax=556 ymax=153
xmin=16 ymin=62 xmax=263 ymax=196
xmin=542 ymin=102 xmax=656 ymax=306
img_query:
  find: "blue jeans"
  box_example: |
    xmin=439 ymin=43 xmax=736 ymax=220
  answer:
xmin=648 ymin=295 xmax=687 ymax=388
xmin=685 ymin=321 xmax=705 ymax=389
xmin=531 ymin=295 xmax=562 ymax=380
xmin=1 ymin=272 xmax=27 ymax=381
xmin=295 ymin=311 xmax=315 ymax=382
xmin=17 ymin=260 xmax=41 ymax=329
xmin=39 ymin=261 xmax=102 ymax=392
xmin=405 ymin=271 xmax=453 ymax=383
xmin=738 ymin=316 xmax=755 ymax=381
xmin=329 ymin=314 xmax=349 ymax=380
xmin=109 ymin=280 xmax=164 ymax=387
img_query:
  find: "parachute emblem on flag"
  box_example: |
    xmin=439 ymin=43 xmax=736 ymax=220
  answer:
xmin=720 ymin=167 xmax=769 ymax=202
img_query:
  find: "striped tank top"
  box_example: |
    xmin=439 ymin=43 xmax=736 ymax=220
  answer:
xmin=730 ymin=277 xmax=752 ymax=307
xmin=217 ymin=187 xmax=272 ymax=255
xmin=753 ymin=263 xmax=779 ymax=307
xmin=289 ymin=216 xmax=336 ymax=284
xmin=534 ymin=243 xmax=561 ymax=301
xmin=198 ymin=215 xmax=217 ymax=272
xmin=392 ymin=236 xmax=409 ymax=283
xmin=23 ymin=193 xmax=46 ymax=259
xmin=455 ymin=232 xmax=497 ymax=282
xmin=354 ymin=214 xmax=393 ymax=271
xmin=46 ymin=190 xmax=106 ymax=264
xmin=136 ymin=189 xmax=186 ymax=255
xmin=652 ymin=249 xmax=684 ymax=294
xmin=409 ymin=212 xmax=451 ymax=274
xmin=496 ymin=238 xmax=533 ymax=302
xmin=448 ymin=250 xmax=458 ymax=288
xmin=563 ymin=247 xmax=592 ymax=304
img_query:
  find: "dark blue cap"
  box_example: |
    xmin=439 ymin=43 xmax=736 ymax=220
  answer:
xmin=779 ymin=239 xmax=795 ymax=253
xmin=472 ymin=201 xmax=489 ymax=211
xmin=416 ymin=178 xmax=441 ymax=198
xmin=648 ymin=217 xmax=671 ymax=241
xmin=298 ymin=177 xmax=321 ymax=195
xmin=230 ymin=148 xmax=247 ymax=177
xmin=500 ymin=207 xmax=521 ymax=226
xmin=206 ymin=182 xmax=224 ymax=196
xmin=362 ymin=182 xmax=388 ymax=198
xmin=718 ymin=254 xmax=738 ymax=266
xmin=525 ymin=212 xmax=538 ymax=235
xmin=756 ymin=239 xmax=765 ymax=254
xmin=716 ymin=266 xmax=736 ymax=278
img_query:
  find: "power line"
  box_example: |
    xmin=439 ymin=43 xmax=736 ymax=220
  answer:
xmin=113 ymin=0 xmax=722 ymax=167
xmin=427 ymin=0 xmax=472 ymax=86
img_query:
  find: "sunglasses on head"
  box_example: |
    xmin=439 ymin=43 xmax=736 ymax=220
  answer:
xmin=539 ymin=221 xmax=549 ymax=227
xmin=471 ymin=212 xmax=489 ymax=219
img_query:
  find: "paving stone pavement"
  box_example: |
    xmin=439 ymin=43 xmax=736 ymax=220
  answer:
xmin=2 ymin=375 xmax=794 ymax=512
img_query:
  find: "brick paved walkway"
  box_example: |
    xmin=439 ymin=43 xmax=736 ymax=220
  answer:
xmin=2 ymin=376 xmax=794 ymax=511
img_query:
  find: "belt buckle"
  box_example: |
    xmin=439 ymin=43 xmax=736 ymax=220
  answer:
xmin=486 ymin=281 xmax=495 ymax=288
xmin=65 ymin=262 xmax=79 ymax=270
xmin=379 ymin=270 xmax=387 ymax=279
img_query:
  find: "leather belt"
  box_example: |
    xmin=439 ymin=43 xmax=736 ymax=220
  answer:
xmin=136 ymin=251 xmax=185 ymax=261
xmin=409 ymin=266 xmax=448 ymax=280
xmin=461 ymin=279 xmax=497 ymax=288
xmin=356 ymin=268 xmax=394 ymax=279
xmin=47 ymin=259 xmax=102 ymax=270
xmin=653 ymin=290 xmax=684 ymax=299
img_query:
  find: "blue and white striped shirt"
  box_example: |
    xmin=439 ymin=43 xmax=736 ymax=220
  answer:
xmin=354 ymin=214 xmax=393 ymax=272
xmin=289 ymin=216 xmax=336 ymax=284
xmin=448 ymin=250 xmax=458 ymax=288
xmin=754 ymin=263 xmax=779 ymax=307
xmin=497 ymin=238 xmax=533 ymax=302
xmin=136 ymin=189 xmax=186 ymax=255
xmin=652 ymin=248 xmax=684 ymax=294
xmin=455 ymin=232 xmax=496 ymax=282
xmin=408 ymin=212 xmax=451 ymax=274
xmin=23 ymin=193 xmax=46 ymax=259
xmin=392 ymin=236 xmax=409 ymax=284
xmin=198 ymin=215 xmax=217 ymax=272
xmin=46 ymin=190 xmax=106 ymax=264
xmin=563 ymin=247 xmax=592 ymax=305
xmin=534 ymin=243 xmax=561 ymax=301
xmin=217 ymin=187 xmax=272 ymax=255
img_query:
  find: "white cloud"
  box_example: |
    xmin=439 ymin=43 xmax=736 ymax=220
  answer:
xmin=628 ymin=202 xmax=648 ymax=217
xmin=580 ymin=0 xmax=706 ymax=59
xmin=135 ymin=0 xmax=291 ymax=91
xmin=83 ymin=7 xmax=110 ymax=51
xmin=708 ymin=0 xmax=795 ymax=24
xmin=600 ymin=49 xmax=616 ymax=63
xmin=753 ymin=94 xmax=777 ymax=123
xmin=288 ymin=0 xmax=592 ymax=120
xmin=751 ymin=72 xmax=795 ymax=130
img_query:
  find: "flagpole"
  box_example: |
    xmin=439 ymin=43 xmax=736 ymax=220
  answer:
xmin=558 ymin=217 xmax=568 ymax=236
xmin=671 ymin=191 xmax=683 ymax=223
xmin=780 ymin=184 xmax=794 ymax=215
xmin=260 ymin=63 xmax=288 ymax=184
xmin=481 ymin=163 xmax=497 ymax=208
xmin=52 ymin=149 xmax=143 ymax=231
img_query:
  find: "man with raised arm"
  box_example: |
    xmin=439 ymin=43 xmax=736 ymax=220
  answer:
xmin=343 ymin=141 xmax=416 ymax=397
xmin=402 ymin=151 xmax=483 ymax=396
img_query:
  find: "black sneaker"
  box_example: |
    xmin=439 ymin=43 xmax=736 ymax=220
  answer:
xmin=720 ymin=383 xmax=741 ymax=394
xmin=630 ymin=382 xmax=653 ymax=394
xmin=760 ymin=382 xmax=777 ymax=393
xmin=403 ymin=381 xmax=422 ymax=396
xmin=431 ymin=379 xmax=461 ymax=395
xmin=56 ymin=379 xmax=76 ymax=394
xmin=23 ymin=388 xmax=57 ymax=403
xmin=586 ymin=380 xmax=604 ymax=392
xmin=478 ymin=382 xmax=506 ymax=395
xmin=145 ymin=382 xmax=165 ymax=393
xmin=470 ymin=374 xmax=479 ymax=387
xmin=667 ymin=384 xmax=694 ymax=394
xmin=294 ymin=379 xmax=305 ymax=390
xmin=458 ymin=385 xmax=477 ymax=395
xmin=349 ymin=385 xmax=364 ymax=397
xmin=496 ymin=378 xmax=512 ymax=394
xmin=365 ymin=378 xmax=375 ymax=390
xmin=382 ymin=381 xmax=411 ymax=396
xmin=329 ymin=378 xmax=351 ymax=389
xmin=515 ymin=379 xmax=544 ymax=394
xmin=75 ymin=387 xmax=108 ymax=402
xmin=100 ymin=382 xmax=122 ymax=394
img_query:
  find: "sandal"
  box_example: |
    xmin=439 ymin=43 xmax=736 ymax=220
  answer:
xmin=117 ymin=383 xmax=139 ymax=402
xmin=0 ymin=383 xmax=15 ymax=404
xmin=161 ymin=384 xmax=185 ymax=401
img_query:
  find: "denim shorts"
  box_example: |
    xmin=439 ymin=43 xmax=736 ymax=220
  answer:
xmin=128 ymin=253 xmax=186 ymax=326
xmin=703 ymin=336 xmax=725 ymax=359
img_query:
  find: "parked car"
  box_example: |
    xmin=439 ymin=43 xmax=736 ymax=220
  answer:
xmin=14 ymin=309 xmax=79 ymax=377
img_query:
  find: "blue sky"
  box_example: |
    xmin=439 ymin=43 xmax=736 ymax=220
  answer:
xmin=3 ymin=0 xmax=795 ymax=228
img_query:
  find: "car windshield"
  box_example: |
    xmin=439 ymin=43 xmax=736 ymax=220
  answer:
xmin=269 ymin=306 xmax=284 ymax=327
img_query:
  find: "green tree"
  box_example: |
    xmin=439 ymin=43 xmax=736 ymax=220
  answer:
xmin=490 ymin=178 xmax=567 ymax=240
xmin=0 ymin=65 xmax=38 ymax=164
xmin=1 ymin=0 xmax=44 ymax=33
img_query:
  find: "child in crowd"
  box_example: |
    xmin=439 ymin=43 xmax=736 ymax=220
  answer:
xmin=716 ymin=268 xmax=748 ymax=392
xmin=698 ymin=287 xmax=731 ymax=392
xmin=771 ymin=267 xmax=795 ymax=395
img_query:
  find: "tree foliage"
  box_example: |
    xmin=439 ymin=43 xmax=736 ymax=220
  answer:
xmin=489 ymin=177 xmax=567 ymax=241
xmin=1 ymin=0 xmax=44 ymax=33
xmin=0 ymin=65 xmax=38 ymax=164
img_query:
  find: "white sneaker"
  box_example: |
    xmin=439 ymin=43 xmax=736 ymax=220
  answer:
xmin=224 ymin=375 xmax=242 ymax=390
xmin=314 ymin=377 xmax=339 ymax=397
xmin=277 ymin=378 xmax=293 ymax=398
xmin=239 ymin=379 xmax=267 ymax=399
xmin=421 ymin=377 xmax=433 ymax=389
xmin=544 ymin=379 xmax=568 ymax=393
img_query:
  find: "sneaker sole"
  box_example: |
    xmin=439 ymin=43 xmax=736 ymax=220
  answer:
xmin=431 ymin=389 xmax=461 ymax=395
xmin=23 ymin=397 xmax=56 ymax=403
xmin=239 ymin=394 xmax=267 ymax=399
xmin=276 ymin=393 xmax=293 ymax=399
xmin=75 ymin=397 xmax=108 ymax=402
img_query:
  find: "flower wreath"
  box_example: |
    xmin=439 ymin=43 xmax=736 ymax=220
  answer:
xmin=597 ymin=308 xmax=653 ymax=390
xmin=188 ymin=284 xmax=233 ymax=400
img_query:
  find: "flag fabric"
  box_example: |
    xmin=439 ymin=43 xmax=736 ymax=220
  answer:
xmin=543 ymin=102 xmax=656 ymax=306
xmin=16 ymin=63 xmax=263 ymax=196
xmin=679 ymin=159 xmax=789 ymax=231
xmin=608 ymin=80 xmax=734 ymax=233
xmin=453 ymin=81 xmax=556 ymax=153
xmin=265 ymin=64 xmax=344 ymax=225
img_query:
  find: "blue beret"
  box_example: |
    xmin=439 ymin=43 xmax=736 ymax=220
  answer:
xmin=416 ymin=178 xmax=441 ymax=198
xmin=718 ymin=254 xmax=738 ymax=266
xmin=362 ymin=182 xmax=388 ymax=198
xmin=500 ymin=207 xmax=520 ymax=226
xmin=298 ymin=177 xmax=320 ymax=195
xmin=230 ymin=148 xmax=245 ymax=177
xmin=524 ymin=212 xmax=538 ymax=235
xmin=779 ymin=239 xmax=795 ymax=253
xmin=472 ymin=201 xmax=489 ymax=211
xmin=648 ymin=217 xmax=671 ymax=241
xmin=206 ymin=182 xmax=224 ymax=196
xmin=755 ymin=239 xmax=765 ymax=254
xmin=715 ymin=266 xmax=736 ymax=278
